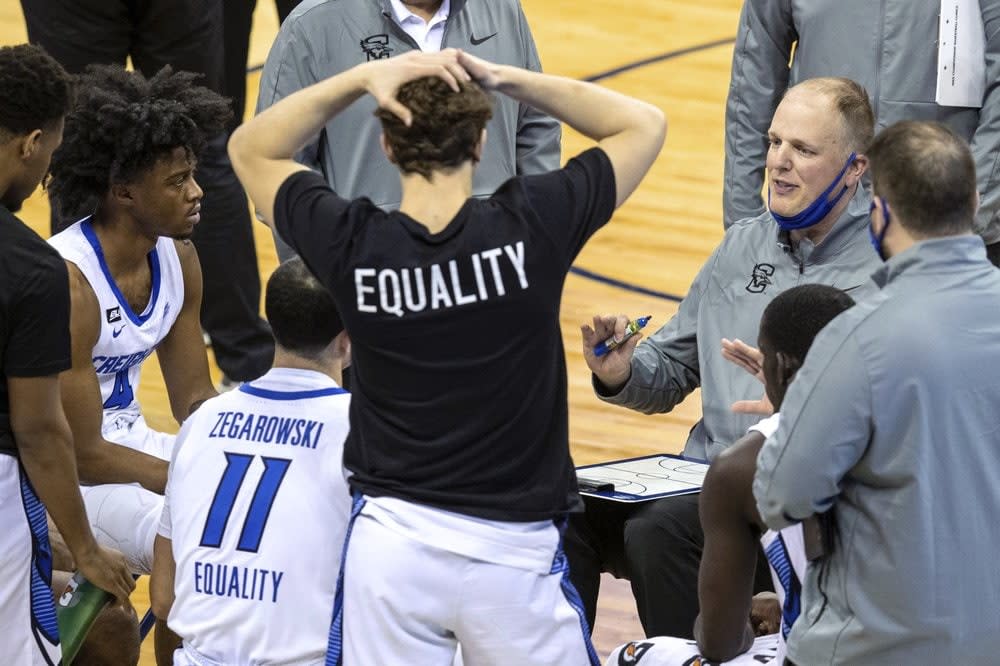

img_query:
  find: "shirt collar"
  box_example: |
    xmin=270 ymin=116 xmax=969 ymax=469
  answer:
xmin=773 ymin=185 xmax=872 ymax=264
xmin=248 ymin=367 xmax=342 ymax=392
xmin=871 ymin=235 xmax=987 ymax=288
xmin=387 ymin=0 xmax=450 ymax=26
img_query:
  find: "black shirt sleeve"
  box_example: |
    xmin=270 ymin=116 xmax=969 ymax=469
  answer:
xmin=518 ymin=147 xmax=617 ymax=267
xmin=6 ymin=253 xmax=71 ymax=378
xmin=273 ymin=169 xmax=359 ymax=282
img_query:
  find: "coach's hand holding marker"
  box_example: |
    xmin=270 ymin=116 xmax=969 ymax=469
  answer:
xmin=581 ymin=314 xmax=645 ymax=392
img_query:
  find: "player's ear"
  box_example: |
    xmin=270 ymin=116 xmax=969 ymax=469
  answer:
xmin=18 ymin=129 xmax=43 ymax=161
xmin=111 ymin=182 xmax=134 ymax=207
xmin=334 ymin=330 xmax=351 ymax=366
xmin=379 ymin=132 xmax=396 ymax=164
xmin=473 ymin=128 xmax=487 ymax=163
xmin=775 ymin=351 xmax=801 ymax=390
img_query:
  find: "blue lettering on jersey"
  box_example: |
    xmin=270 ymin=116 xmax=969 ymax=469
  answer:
xmin=193 ymin=561 xmax=285 ymax=603
xmin=207 ymin=410 xmax=325 ymax=449
xmin=92 ymin=349 xmax=154 ymax=375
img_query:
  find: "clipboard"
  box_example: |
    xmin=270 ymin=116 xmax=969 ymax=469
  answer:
xmin=576 ymin=453 xmax=709 ymax=503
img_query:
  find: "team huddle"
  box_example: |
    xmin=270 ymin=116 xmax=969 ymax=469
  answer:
xmin=2 ymin=4 xmax=1000 ymax=666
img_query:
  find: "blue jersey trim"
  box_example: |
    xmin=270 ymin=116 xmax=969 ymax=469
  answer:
xmin=238 ymin=384 xmax=348 ymax=400
xmin=81 ymin=219 xmax=162 ymax=326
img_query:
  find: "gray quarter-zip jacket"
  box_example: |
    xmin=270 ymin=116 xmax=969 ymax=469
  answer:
xmin=755 ymin=236 xmax=1000 ymax=663
xmin=596 ymin=187 xmax=881 ymax=461
xmin=723 ymin=0 xmax=1000 ymax=243
xmin=256 ymin=0 xmax=560 ymax=209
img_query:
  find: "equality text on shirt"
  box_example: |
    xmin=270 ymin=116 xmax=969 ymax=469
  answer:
xmin=354 ymin=241 xmax=530 ymax=317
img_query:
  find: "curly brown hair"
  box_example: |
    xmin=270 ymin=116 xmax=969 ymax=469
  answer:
xmin=375 ymin=76 xmax=493 ymax=179
xmin=46 ymin=64 xmax=231 ymax=220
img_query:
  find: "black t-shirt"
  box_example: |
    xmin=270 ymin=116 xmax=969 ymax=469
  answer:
xmin=276 ymin=148 xmax=616 ymax=520
xmin=0 ymin=205 xmax=72 ymax=457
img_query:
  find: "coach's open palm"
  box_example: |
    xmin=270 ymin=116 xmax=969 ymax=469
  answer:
xmin=581 ymin=314 xmax=640 ymax=392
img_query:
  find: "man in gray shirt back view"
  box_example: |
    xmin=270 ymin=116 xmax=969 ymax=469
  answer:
xmin=755 ymin=120 xmax=1000 ymax=662
xmin=256 ymin=0 xmax=560 ymax=261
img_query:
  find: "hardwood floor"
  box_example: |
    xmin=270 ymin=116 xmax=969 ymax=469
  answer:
xmin=0 ymin=0 xmax=744 ymax=660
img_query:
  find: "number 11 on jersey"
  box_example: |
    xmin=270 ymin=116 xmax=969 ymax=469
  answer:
xmin=200 ymin=453 xmax=292 ymax=553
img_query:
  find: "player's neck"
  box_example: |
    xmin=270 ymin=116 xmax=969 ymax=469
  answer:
xmin=90 ymin=207 xmax=160 ymax=274
xmin=397 ymin=164 xmax=473 ymax=234
xmin=272 ymin=348 xmax=343 ymax=386
xmin=400 ymin=0 xmax=443 ymax=22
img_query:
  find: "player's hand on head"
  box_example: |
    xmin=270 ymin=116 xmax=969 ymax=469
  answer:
xmin=366 ymin=50 xmax=472 ymax=126
xmin=76 ymin=543 xmax=136 ymax=607
xmin=457 ymin=51 xmax=502 ymax=90
xmin=749 ymin=591 xmax=781 ymax=636
xmin=581 ymin=314 xmax=637 ymax=391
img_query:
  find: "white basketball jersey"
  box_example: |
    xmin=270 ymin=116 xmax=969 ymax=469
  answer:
xmin=760 ymin=524 xmax=806 ymax=663
xmin=160 ymin=368 xmax=351 ymax=665
xmin=49 ymin=218 xmax=183 ymax=435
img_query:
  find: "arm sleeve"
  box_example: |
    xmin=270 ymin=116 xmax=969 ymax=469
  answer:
xmin=722 ymin=0 xmax=796 ymax=228
xmin=512 ymin=2 xmax=562 ymax=175
xmin=753 ymin=327 xmax=872 ymax=530
xmin=521 ymin=147 xmax=617 ymax=265
xmin=5 ymin=256 xmax=71 ymax=377
xmin=595 ymin=244 xmax=722 ymax=413
xmin=273 ymin=170 xmax=356 ymax=283
xmin=255 ymin=20 xmax=324 ymax=173
xmin=971 ymin=0 xmax=1000 ymax=244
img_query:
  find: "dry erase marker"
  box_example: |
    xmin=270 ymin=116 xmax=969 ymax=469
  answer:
xmin=593 ymin=315 xmax=652 ymax=357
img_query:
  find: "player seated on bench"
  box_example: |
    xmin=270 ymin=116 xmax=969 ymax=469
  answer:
xmin=606 ymin=284 xmax=854 ymax=665
xmin=150 ymin=259 xmax=353 ymax=666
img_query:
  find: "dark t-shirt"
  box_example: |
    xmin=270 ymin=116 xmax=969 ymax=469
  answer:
xmin=275 ymin=148 xmax=616 ymax=521
xmin=0 ymin=205 xmax=72 ymax=457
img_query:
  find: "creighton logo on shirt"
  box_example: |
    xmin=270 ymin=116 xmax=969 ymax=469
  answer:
xmin=354 ymin=241 xmax=530 ymax=316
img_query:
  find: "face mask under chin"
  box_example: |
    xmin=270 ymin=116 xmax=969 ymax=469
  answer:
xmin=768 ymin=152 xmax=857 ymax=231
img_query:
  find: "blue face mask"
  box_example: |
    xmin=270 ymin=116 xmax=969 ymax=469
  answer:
xmin=868 ymin=198 xmax=891 ymax=261
xmin=768 ymin=152 xmax=857 ymax=231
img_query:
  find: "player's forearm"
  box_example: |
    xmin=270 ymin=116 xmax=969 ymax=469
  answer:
xmin=76 ymin=439 xmax=168 ymax=494
xmin=493 ymin=65 xmax=663 ymax=146
xmin=694 ymin=614 xmax=755 ymax=662
xmin=17 ymin=426 xmax=101 ymax=561
xmin=231 ymin=65 xmax=369 ymax=165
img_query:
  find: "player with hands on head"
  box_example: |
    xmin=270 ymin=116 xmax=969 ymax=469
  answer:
xmin=231 ymin=47 xmax=665 ymax=665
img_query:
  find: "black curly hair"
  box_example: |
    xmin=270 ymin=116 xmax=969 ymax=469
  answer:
xmin=375 ymin=76 xmax=493 ymax=179
xmin=0 ymin=44 xmax=74 ymax=136
xmin=46 ymin=64 xmax=232 ymax=220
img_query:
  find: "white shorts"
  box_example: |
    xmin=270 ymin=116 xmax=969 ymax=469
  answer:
xmin=330 ymin=496 xmax=598 ymax=666
xmin=0 ymin=455 xmax=62 ymax=665
xmin=604 ymin=633 xmax=780 ymax=665
xmin=81 ymin=416 xmax=176 ymax=574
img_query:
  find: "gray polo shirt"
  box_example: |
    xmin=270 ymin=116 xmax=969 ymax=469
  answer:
xmin=596 ymin=187 xmax=881 ymax=461
xmin=755 ymin=235 xmax=1000 ymax=663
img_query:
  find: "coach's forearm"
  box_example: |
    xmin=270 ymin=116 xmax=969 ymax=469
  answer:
xmin=232 ymin=65 xmax=369 ymax=163
xmin=493 ymin=65 xmax=662 ymax=144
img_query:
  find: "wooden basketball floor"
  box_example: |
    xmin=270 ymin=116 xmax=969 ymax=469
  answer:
xmin=0 ymin=0 xmax=743 ymax=661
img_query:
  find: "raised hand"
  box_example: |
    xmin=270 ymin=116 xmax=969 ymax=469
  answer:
xmin=721 ymin=337 xmax=773 ymax=415
xmin=581 ymin=314 xmax=640 ymax=391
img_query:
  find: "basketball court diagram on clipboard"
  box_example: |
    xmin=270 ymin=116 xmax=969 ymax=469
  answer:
xmin=576 ymin=453 xmax=709 ymax=502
